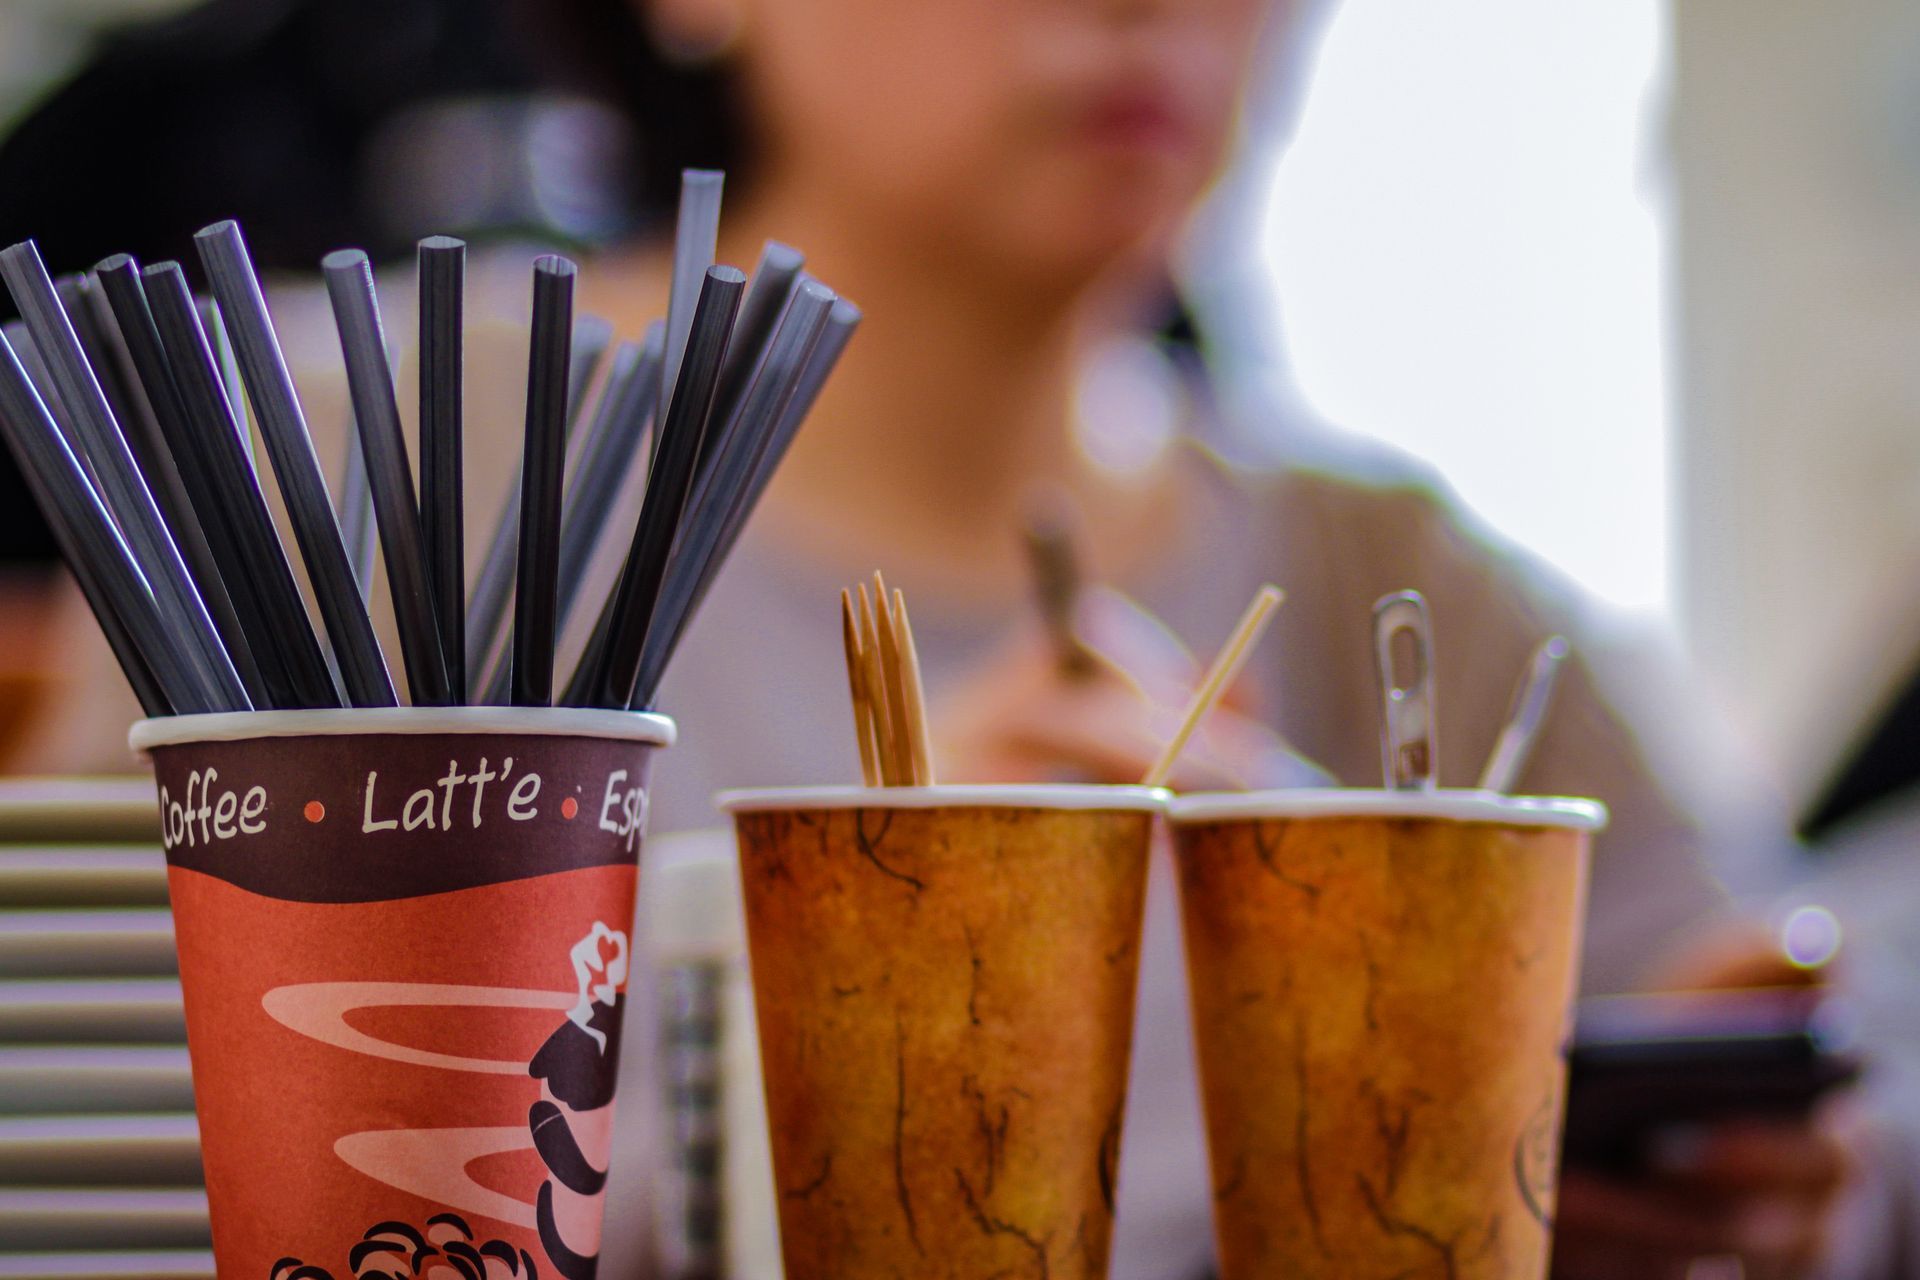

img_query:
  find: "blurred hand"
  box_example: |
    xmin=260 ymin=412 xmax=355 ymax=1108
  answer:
xmin=1551 ymin=926 xmax=1855 ymax=1280
xmin=932 ymin=587 xmax=1324 ymax=790
xmin=1554 ymin=1119 xmax=1851 ymax=1280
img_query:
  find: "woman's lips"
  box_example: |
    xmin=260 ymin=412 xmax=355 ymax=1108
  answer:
xmin=1077 ymin=84 xmax=1200 ymax=155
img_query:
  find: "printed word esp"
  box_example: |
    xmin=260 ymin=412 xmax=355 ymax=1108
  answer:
xmin=598 ymin=769 xmax=649 ymax=854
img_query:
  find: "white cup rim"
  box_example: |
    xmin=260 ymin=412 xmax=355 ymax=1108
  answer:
xmin=716 ymin=784 xmax=1171 ymax=814
xmin=129 ymin=707 xmax=677 ymax=755
xmin=1168 ymin=787 xmax=1607 ymax=831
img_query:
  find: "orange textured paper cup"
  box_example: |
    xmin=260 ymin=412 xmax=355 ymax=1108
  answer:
xmin=720 ymin=784 xmax=1168 ymax=1280
xmin=1169 ymin=790 xmax=1606 ymax=1280
xmin=131 ymin=707 xmax=673 ymax=1280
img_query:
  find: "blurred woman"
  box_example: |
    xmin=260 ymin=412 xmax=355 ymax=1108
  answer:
xmin=541 ymin=1 xmax=1881 ymax=1275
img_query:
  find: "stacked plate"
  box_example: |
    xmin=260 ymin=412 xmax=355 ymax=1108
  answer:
xmin=0 ymin=779 xmax=212 ymax=1279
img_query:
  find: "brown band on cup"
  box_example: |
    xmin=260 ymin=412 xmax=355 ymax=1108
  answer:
xmin=149 ymin=732 xmax=653 ymax=902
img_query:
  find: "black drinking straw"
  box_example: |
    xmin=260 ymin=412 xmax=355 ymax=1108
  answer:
xmin=463 ymin=492 xmax=517 ymax=697
xmin=74 ymin=277 xmax=191 ymax=544
xmin=10 ymin=435 xmax=173 ymax=718
xmin=59 ymin=276 xmax=149 ymax=466
xmin=104 ymin=259 xmax=290 ymax=702
xmin=339 ymin=421 xmax=376 ymax=602
xmin=508 ymin=255 xmax=576 ymax=706
xmin=674 ymin=251 xmax=804 ymax=533
xmin=477 ymin=328 xmax=660 ymax=705
xmin=661 ymin=170 xmax=724 ymax=433
xmin=195 ymin=220 xmax=395 ymax=707
xmin=717 ymin=297 xmax=861 ymax=566
xmin=417 ymin=235 xmax=465 ymax=700
xmin=0 ymin=241 xmax=250 ymax=712
xmin=199 ymin=295 xmax=251 ymax=468
xmin=707 ymin=242 xmax=804 ymax=453
xmin=72 ymin=277 xmax=168 ymax=495
xmin=631 ymin=298 xmax=861 ymax=711
xmin=0 ymin=330 xmax=194 ymax=714
xmin=683 ymin=276 xmax=825 ymax=533
xmin=631 ymin=281 xmax=837 ymax=705
xmin=569 ymin=314 xmax=614 ymax=424
xmin=126 ymin=260 xmax=339 ymax=709
xmin=0 ymin=332 xmax=170 ymax=717
xmin=72 ymin=269 xmax=266 ymax=698
xmin=462 ymin=313 xmax=615 ymax=698
xmin=323 ymin=249 xmax=454 ymax=706
xmin=556 ymin=331 xmax=660 ymax=631
xmin=3 ymin=321 xmax=80 ymax=464
xmin=564 ymin=265 xmax=743 ymax=708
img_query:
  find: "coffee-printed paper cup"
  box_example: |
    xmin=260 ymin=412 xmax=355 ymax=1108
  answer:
xmin=718 ymin=784 xmax=1168 ymax=1280
xmin=1168 ymin=790 xmax=1606 ymax=1280
xmin=131 ymin=707 xmax=673 ymax=1280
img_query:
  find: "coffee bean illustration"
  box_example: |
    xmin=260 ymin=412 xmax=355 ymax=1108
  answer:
xmin=268 ymin=1213 xmax=537 ymax=1279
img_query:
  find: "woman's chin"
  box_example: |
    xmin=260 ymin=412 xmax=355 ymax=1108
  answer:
xmin=1001 ymin=197 xmax=1187 ymax=288
xmin=1055 ymin=152 xmax=1205 ymax=249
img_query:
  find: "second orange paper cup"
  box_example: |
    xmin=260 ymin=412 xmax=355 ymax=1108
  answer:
xmin=721 ymin=784 xmax=1167 ymax=1280
xmin=1170 ymin=789 xmax=1606 ymax=1280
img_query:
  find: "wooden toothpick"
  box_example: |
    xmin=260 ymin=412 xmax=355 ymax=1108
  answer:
xmin=894 ymin=588 xmax=935 ymax=786
xmin=857 ymin=582 xmax=899 ymax=784
xmin=1143 ymin=585 xmax=1284 ymax=788
xmin=841 ymin=587 xmax=880 ymax=786
xmin=871 ymin=572 xmax=915 ymax=786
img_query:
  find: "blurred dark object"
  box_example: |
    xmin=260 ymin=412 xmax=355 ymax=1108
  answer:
xmin=522 ymin=0 xmax=746 ymax=225
xmin=1563 ymin=987 xmax=1863 ymax=1174
xmin=1802 ymin=654 xmax=1920 ymax=840
xmin=0 ymin=569 xmax=61 ymax=764
xmin=2 ymin=0 xmax=544 ymax=282
xmin=0 ymin=0 xmax=743 ymax=563
xmin=1021 ymin=491 xmax=1101 ymax=680
xmin=0 ymin=0 xmax=740 ymax=287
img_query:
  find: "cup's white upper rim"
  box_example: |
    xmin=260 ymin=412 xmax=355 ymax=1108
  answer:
xmin=716 ymin=784 xmax=1171 ymax=814
xmin=1168 ymin=788 xmax=1607 ymax=830
xmin=129 ymin=707 xmax=677 ymax=754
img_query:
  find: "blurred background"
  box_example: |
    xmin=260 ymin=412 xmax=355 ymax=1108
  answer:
xmin=6 ymin=0 xmax=1920 ymax=1273
xmin=7 ymin=0 xmax=1920 ymax=830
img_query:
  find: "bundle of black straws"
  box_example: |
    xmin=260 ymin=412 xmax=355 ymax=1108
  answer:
xmin=0 ymin=169 xmax=858 ymax=717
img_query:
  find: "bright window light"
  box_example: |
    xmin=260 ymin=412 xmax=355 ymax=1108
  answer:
xmin=1262 ymin=0 xmax=1670 ymax=614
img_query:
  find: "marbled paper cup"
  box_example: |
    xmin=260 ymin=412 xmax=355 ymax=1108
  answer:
xmin=131 ymin=707 xmax=673 ymax=1280
xmin=1168 ymin=790 xmax=1606 ymax=1280
xmin=719 ymin=785 xmax=1168 ymax=1280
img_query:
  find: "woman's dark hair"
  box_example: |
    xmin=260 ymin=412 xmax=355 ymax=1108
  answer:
xmin=0 ymin=0 xmax=536 ymax=277
xmin=0 ymin=0 xmax=744 ymax=276
xmin=514 ymin=0 xmax=748 ymax=225
xmin=0 ymin=0 xmax=743 ymax=559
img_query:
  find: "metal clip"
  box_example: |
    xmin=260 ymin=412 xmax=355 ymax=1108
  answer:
xmin=1373 ymin=591 xmax=1438 ymax=791
xmin=1478 ymin=635 xmax=1570 ymax=793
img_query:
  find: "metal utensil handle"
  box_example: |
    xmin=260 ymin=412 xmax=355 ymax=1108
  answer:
xmin=1478 ymin=634 xmax=1570 ymax=793
xmin=1373 ymin=590 xmax=1438 ymax=790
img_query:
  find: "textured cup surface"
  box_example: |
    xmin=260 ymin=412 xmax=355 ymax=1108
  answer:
xmin=728 ymin=789 xmax=1160 ymax=1280
xmin=1172 ymin=795 xmax=1597 ymax=1280
xmin=135 ymin=708 xmax=669 ymax=1280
